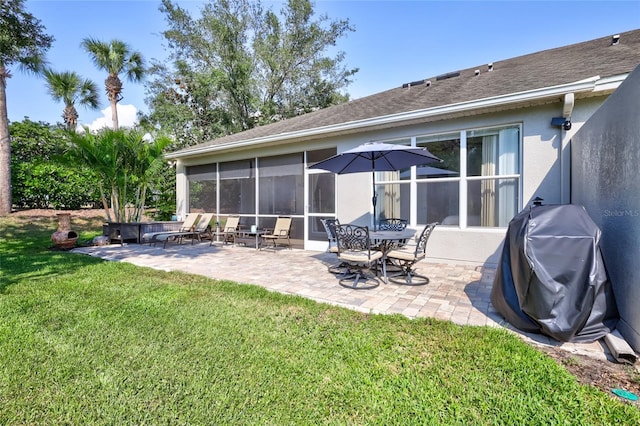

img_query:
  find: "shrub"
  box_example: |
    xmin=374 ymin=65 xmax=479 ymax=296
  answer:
xmin=10 ymin=119 xmax=102 ymax=209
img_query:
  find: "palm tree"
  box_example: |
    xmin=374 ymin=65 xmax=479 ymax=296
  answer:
xmin=43 ymin=69 xmax=100 ymax=130
xmin=0 ymin=0 xmax=54 ymax=215
xmin=68 ymin=128 xmax=170 ymax=223
xmin=80 ymin=38 xmax=145 ymax=130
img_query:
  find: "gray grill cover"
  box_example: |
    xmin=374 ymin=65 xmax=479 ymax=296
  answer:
xmin=491 ymin=204 xmax=618 ymax=342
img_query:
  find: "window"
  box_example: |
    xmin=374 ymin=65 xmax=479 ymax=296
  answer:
xmin=307 ymin=148 xmax=337 ymax=243
xmin=186 ymin=164 xmax=216 ymax=212
xmin=417 ymin=180 xmax=460 ymax=225
xmin=376 ymin=181 xmax=410 ymax=221
xmin=376 ymin=126 xmax=521 ymax=228
xmin=309 ymin=173 xmax=335 ymax=214
xmin=219 ymin=159 xmax=255 ymax=214
xmin=258 ymin=153 xmax=303 ymax=215
xmin=416 ymin=133 xmax=461 ymax=225
xmin=466 ymin=127 xmax=520 ymax=227
xmin=416 ymin=134 xmax=461 ymax=179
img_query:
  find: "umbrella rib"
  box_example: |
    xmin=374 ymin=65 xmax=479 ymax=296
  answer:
xmin=339 ymin=153 xmax=367 ymax=173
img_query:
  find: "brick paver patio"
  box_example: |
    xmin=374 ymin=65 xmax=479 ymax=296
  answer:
xmin=73 ymin=240 xmax=610 ymax=360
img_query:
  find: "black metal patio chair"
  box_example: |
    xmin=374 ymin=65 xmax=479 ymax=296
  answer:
xmin=386 ymin=222 xmax=438 ymax=285
xmin=334 ymin=224 xmax=383 ymax=289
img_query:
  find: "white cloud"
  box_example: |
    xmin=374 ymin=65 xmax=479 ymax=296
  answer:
xmin=79 ymin=104 xmax=139 ymax=132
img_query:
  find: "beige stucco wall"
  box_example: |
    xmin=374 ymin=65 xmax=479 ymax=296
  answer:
xmin=174 ymin=94 xmax=610 ymax=265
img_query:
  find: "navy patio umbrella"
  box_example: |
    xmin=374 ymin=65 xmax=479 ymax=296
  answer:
xmin=308 ymin=142 xmax=442 ymax=230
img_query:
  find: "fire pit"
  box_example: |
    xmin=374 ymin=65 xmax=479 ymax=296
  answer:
xmin=51 ymin=213 xmax=78 ymax=249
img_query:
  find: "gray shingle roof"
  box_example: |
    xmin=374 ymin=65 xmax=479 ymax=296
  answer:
xmin=171 ymin=29 xmax=640 ymax=157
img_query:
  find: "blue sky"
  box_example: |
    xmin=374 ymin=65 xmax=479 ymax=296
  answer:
xmin=7 ymin=0 xmax=640 ymax=129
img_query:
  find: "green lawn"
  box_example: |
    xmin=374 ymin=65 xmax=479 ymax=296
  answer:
xmin=1 ymin=214 xmax=638 ymax=424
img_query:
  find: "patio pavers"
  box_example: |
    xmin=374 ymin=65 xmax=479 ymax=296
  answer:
xmin=73 ymin=241 xmax=612 ymax=361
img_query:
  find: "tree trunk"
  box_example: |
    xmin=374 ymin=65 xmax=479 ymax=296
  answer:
xmin=111 ymin=188 xmax=121 ymax=223
xmin=105 ymin=74 xmax=122 ymax=130
xmin=100 ymin=192 xmax=112 ymax=222
xmin=0 ymin=66 xmax=12 ymax=215
xmin=110 ymin=98 xmax=119 ymax=130
xmin=64 ymin=104 xmax=79 ymax=130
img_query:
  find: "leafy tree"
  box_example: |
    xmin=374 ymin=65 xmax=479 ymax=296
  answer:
xmin=0 ymin=0 xmax=54 ymax=215
xmin=43 ymin=69 xmax=100 ymax=130
xmin=143 ymin=0 xmax=357 ymax=148
xmin=10 ymin=118 xmax=101 ymax=209
xmin=141 ymin=62 xmax=230 ymax=148
xmin=9 ymin=118 xmax=61 ymax=163
xmin=147 ymin=164 xmax=177 ymax=221
xmin=252 ymin=0 xmax=356 ymax=122
xmin=67 ymin=128 xmax=170 ymax=223
xmin=81 ymin=38 xmax=145 ymax=130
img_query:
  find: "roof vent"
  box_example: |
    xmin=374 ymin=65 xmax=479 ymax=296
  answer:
xmin=488 ymin=63 xmax=494 ymax=72
xmin=402 ymin=79 xmax=426 ymax=89
xmin=474 ymin=69 xmax=480 ymax=76
xmin=435 ymin=71 xmax=460 ymax=81
xmin=611 ymin=34 xmax=620 ymax=45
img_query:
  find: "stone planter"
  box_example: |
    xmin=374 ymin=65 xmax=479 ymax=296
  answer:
xmin=51 ymin=213 xmax=78 ymax=249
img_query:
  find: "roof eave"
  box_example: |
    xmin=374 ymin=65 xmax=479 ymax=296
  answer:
xmin=167 ymin=74 xmax=620 ymax=160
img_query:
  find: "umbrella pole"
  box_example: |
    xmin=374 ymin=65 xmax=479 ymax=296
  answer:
xmin=372 ymin=170 xmax=377 ymax=231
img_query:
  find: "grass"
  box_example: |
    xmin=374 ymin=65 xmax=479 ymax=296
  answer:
xmin=1 ymin=214 xmax=638 ymax=424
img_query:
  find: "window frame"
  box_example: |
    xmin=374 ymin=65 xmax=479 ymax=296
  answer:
xmin=374 ymin=123 xmax=522 ymax=229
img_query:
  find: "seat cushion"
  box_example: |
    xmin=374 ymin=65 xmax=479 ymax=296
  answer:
xmin=339 ymin=250 xmax=383 ymax=263
xmin=387 ymin=249 xmax=425 ymax=262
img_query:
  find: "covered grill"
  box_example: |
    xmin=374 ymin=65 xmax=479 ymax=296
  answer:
xmin=491 ymin=203 xmax=618 ymax=342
